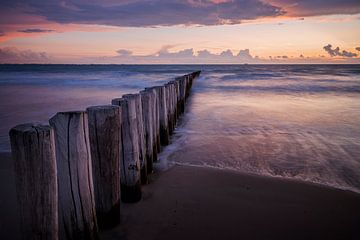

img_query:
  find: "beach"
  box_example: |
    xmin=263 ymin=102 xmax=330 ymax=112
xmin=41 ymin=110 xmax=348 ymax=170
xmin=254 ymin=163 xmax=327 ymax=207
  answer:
xmin=1 ymin=65 xmax=360 ymax=239
xmin=1 ymin=152 xmax=359 ymax=240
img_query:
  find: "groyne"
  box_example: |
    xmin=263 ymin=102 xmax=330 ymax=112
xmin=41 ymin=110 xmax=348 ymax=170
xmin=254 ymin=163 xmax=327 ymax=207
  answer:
xmin=9 ymin=71 xmax=201 ymax=240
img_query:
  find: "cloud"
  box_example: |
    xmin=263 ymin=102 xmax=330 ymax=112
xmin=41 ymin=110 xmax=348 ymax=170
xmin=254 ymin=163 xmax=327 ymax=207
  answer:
xmin=356 ymin=47 xmax=360 ymax=51
xmin=17 ymin=28 xmax=54 ymax=33
xmin=111 ymin=45 xmax=256 ymax=63
xmin=197 ymin=49 xmax=213 ymax=58
xmin=0 ymin=31 xmax=4 ymax=37
xmin=1 ymin=0 xmax=283 ymax=27
xmin=268 ymin=0 xmax=360 ymax=17
xmin=0 ymin=47 xmax=50 ymax=63
xmin=220 ymin=49 xmax=234 ymax=58
xmin=273 ymin=55 xmax=288 ymax=59
xmin=158 ymin=48 xmax=195 ymax=58
xmin=117 ymin=49 xmax=132 ymax=56
xmin=237 ymin=49 xmax=253 ymax=59
xmin=0 ymin=0 xmax=359 ymax=32
xmin=96 ymin=46 xmax=357 ymax=64
xmin=323 ymin=44 xmax=358 ymax=57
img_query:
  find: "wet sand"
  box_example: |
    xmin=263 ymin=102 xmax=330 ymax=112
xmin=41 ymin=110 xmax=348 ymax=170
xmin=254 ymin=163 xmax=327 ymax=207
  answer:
xmin=1 ymin=152 xmax=360 ymax=240
xmin=101 ymin=164 xmax=360 ymax=240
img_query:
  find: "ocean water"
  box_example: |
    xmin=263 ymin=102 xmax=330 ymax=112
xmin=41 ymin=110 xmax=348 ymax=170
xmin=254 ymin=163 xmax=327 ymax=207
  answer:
xmin=1 ymin=64 xmax=360 ymax=193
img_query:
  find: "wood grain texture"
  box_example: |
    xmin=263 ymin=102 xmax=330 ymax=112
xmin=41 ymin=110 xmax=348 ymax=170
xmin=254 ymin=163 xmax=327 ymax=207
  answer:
xmin=151 ymin=87 xmax=161 ymax=153
xmin=111 ymin=98 xmax=142 ymax=203
xmin=155 ymin=86 xmax=169 ymax=146
xmin=140 ymin=90 xmax=155 ymax=173
xmin=9 ymin=123 xmax=58 ymax=240
xmin=86 ymin=105 xmax=121 ymax=229
xmin=164 ymin=84 xmax=173 ymax=135
xmin=123 ymin=93 xmax=147 ymax=184
xmin=145 ymin=87 xmax=160 ymax=159
xmin=177 ymin=77 xmax=186 ymax=114
xmin=49 ymin=111 xmax=99 ymax=240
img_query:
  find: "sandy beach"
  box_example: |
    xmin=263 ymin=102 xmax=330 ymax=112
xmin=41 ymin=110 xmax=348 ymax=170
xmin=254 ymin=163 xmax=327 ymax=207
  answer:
xmin=101 ymin=164 xmax=360 ymax=240
xmin=1 ymin=152 xmax=359 ymax=240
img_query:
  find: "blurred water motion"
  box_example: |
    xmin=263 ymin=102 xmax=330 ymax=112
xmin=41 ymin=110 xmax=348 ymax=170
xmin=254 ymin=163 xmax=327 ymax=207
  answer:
xmin=169 ymin=65 xmax=360 ymax=193
xmin=1 ymin=64 xmax=359 ymax=192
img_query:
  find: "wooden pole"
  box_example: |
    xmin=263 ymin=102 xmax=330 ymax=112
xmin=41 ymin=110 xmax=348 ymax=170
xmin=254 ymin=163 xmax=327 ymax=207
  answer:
xmin=164 ymin=84 xmax=173 ymax=135
xmin=169 ymin=82 xmax=178 ymax=128
xmin=185 ymin=75 xmax=190 ymax=100
xmin=111 ymin=98 xmax=142 ymax=203
xmin=145 ymin=87 xmax=160 ymax=158
xmin=173 ymin=80 xmax=180 ymax=119
xmin=175 ymin=80 xmax=180 ymax=118
xmin=152 ymin=87 xmax=161 ymax=153
xmin=123 ymin=93 xmax=148 ymax=184
xmin=49 ymin=111 xmax=98 ymax=240
xmin=9 ymin=123 xmax=58 ymax=240
xmin=155 ymin=86 xmax=169 ymax=145
xmin=177 ymin=76 xmax=186 ymax=114
xmin=86 ymin=105 xmax=121 ymax=229
xmin=140 ymin=90 xmax=155 ymax=174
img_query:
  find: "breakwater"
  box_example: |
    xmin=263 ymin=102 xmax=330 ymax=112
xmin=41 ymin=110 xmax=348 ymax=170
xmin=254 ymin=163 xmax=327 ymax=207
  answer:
xmin=9 ymin=71 xmax=201 ymax=240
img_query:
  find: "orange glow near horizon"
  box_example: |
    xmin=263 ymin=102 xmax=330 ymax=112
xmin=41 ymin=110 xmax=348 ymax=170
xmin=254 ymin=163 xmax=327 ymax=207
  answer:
xmin=0 ymin=1 xmax=359 ymax=64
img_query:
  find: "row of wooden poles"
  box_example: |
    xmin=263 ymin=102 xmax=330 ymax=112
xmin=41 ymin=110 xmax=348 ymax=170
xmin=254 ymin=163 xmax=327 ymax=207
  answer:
xmin=9 ymin=71 xmax=201 ymax=240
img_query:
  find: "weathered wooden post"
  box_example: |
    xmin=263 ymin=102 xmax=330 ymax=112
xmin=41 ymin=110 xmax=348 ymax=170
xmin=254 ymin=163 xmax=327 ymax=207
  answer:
xmin=140 ymin=90 xmax=155 ymax=174
xmin=169 ymin=81 xmax=178 ymax=127
xmin=111 ymin=98 xmax=142 ymax=203
xmin=145 ymin=87 xmax=160 ymax=158
xmin=177 ymin=76 xmax=186 ymax=114
xmin=171 ymin=83 xmax=177 ymax=127
xmin=155 ymin=85 xmax=169 ymax=145
xmin=164 ymin=83 xmax=173 ymax=135
xmin=173 ymin=80 xmax=181 ymax=119
xmin=9 ymin=123 xmax=58 ymax=240
xmin=152 ymin=87 xmax=161 ymax=152
xmin=86 ymin=105 xmax=121 ymax=229
xmin=123 ymin=93 xmax=147 ymax=184
xmin=49 ymin=111 xmax=98 ymax=240
xmin=185 ymin=75 xmax=190 ymax=100
xmin=175 ymin=80 xmax=180 ymax=118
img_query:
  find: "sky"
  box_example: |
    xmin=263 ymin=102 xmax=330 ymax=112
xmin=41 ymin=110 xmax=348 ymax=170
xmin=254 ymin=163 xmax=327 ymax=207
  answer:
xmin=0 ymin=0 xmax=359 ymax=64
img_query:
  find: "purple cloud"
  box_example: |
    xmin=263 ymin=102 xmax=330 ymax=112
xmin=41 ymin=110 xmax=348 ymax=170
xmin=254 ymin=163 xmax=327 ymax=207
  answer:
xmin=0 ymin=47 xmax=50 ymax=63
xmin=270 ymin=0 xmax=360 ymax=16
xmin=158 ymin=48 xmax=195 ymax=58
xmin=117 ymin=49 xmax=132 ymax=56
xmin=112 ymin=46 xmax=256 ymax=63
xmin=1 ymin=0 xmax=359 ymax=29
xmin=197 ymin=49 xmax=213 ymax=58
xmin=220 ymin=49 xmax=234 ymax=58
xmin=17 ymin=28 xmax=54 ymax=33
xmin=237 ymin=49 xmax=252 ymax=59
xmin=323 ymin=44 xmax=358 ymax=57
xmin=1 ymin=0 xmax=283 ymax=27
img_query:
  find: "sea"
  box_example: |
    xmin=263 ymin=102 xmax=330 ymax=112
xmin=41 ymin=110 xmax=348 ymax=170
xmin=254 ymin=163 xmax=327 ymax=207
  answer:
xmin=1 ymin=64 xmax=359 ymax=193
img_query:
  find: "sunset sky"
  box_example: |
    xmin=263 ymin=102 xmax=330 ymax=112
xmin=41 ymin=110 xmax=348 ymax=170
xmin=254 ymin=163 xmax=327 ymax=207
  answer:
xmin=0 ymin=0 xmax=359 ymax=64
